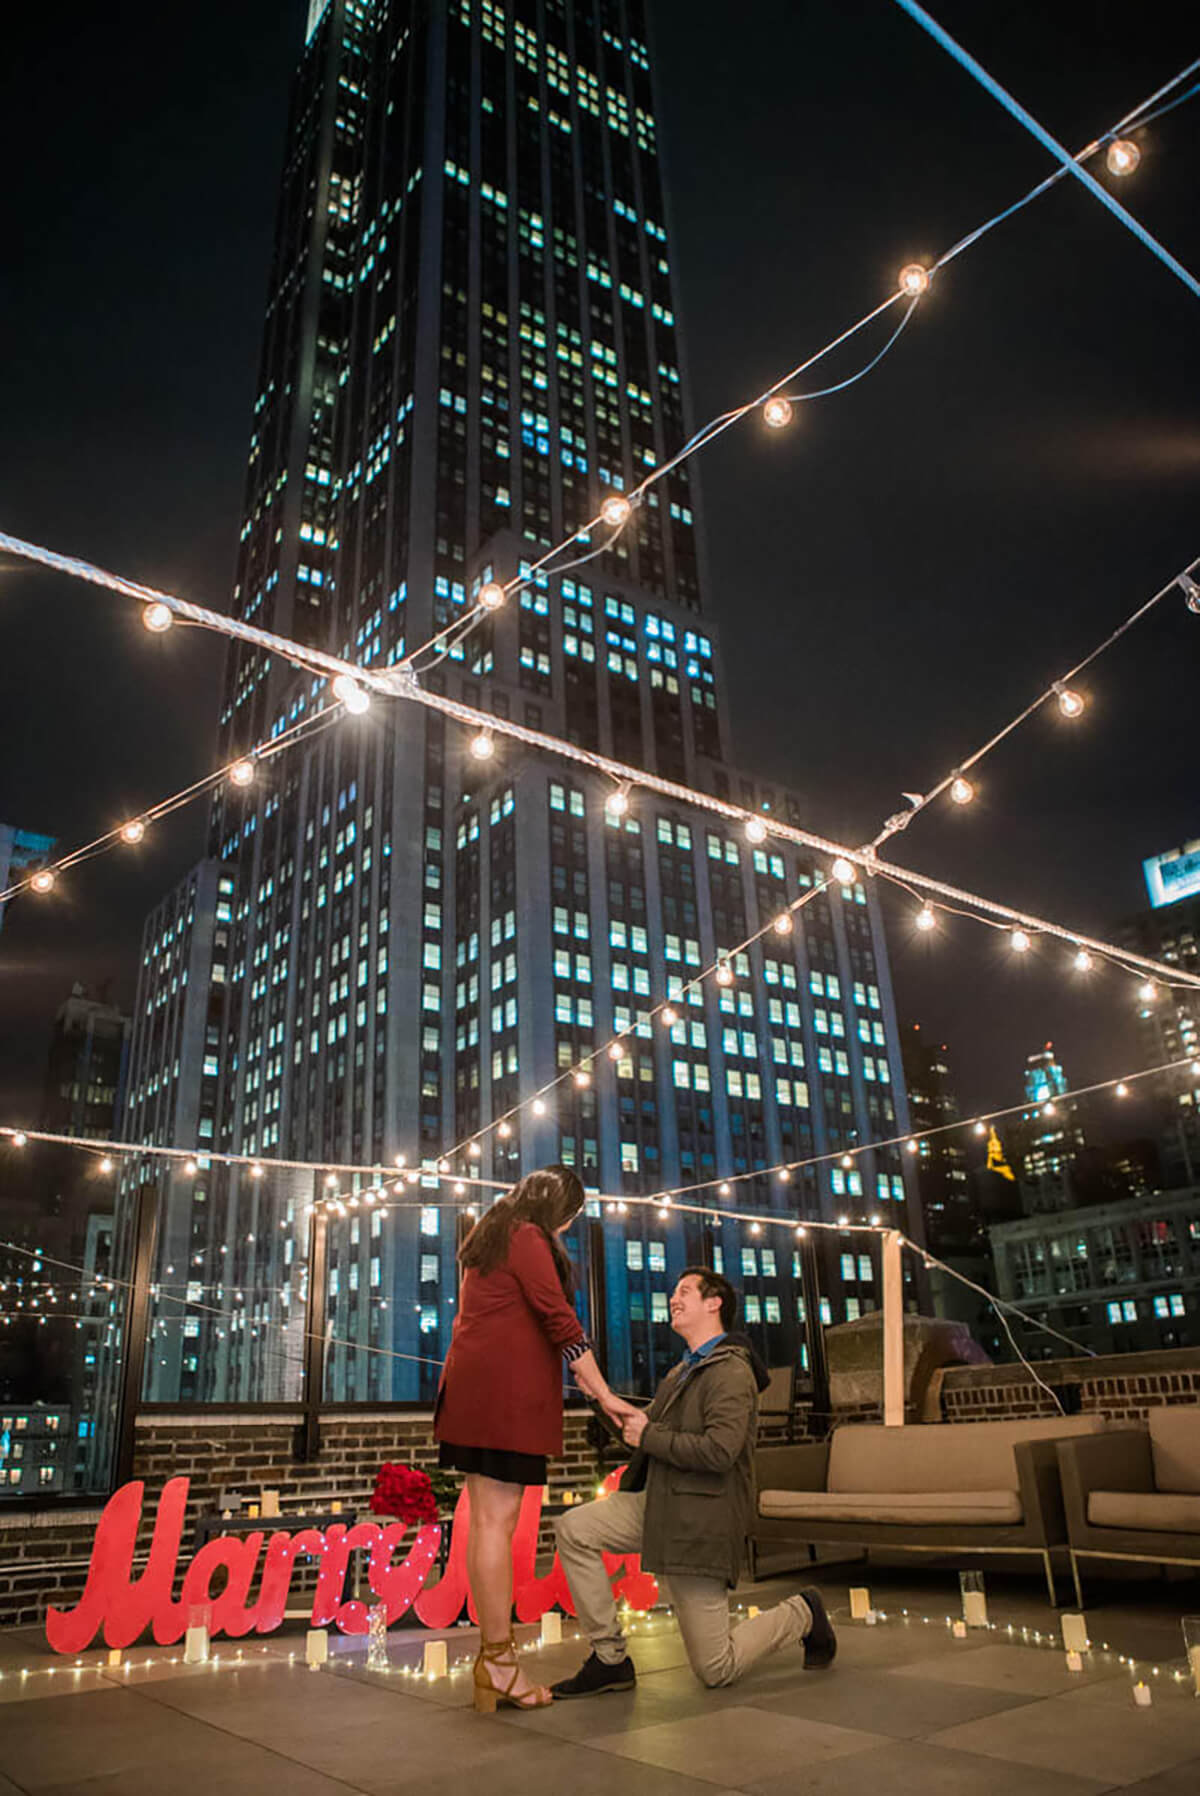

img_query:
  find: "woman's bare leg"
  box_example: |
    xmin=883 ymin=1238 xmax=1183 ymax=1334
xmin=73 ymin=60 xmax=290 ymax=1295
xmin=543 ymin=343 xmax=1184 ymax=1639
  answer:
xmin=466 ymin=1474 xmax=545 ymax=1698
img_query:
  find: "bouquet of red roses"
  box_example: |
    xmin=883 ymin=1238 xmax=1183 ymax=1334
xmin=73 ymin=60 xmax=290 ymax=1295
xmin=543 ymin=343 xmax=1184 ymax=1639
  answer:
xmin=369 ymin=1463 xmax=440 ymax=1526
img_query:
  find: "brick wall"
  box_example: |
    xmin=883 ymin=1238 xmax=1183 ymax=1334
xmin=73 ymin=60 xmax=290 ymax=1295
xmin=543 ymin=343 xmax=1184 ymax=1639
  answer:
xmin=939 ymin=1346 xmax=1200 ymax=1424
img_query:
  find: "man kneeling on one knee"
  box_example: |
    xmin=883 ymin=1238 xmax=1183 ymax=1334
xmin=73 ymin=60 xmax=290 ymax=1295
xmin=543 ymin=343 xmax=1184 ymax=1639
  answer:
xmin=552 ymin=1266 xmax=835 ymax=1697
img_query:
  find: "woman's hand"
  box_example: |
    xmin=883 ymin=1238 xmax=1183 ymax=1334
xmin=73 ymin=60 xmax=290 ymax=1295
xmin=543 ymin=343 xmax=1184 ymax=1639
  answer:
xmin=600 ymin=1393 xmax=641 ymax=1427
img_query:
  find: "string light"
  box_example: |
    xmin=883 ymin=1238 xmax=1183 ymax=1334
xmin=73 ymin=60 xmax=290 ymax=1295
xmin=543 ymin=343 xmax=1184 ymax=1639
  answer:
xmin=572 ymin=1069 xmax=591 ymax=1089
xmin=331 ymin=672 xmax=370 ymax=715
xmin=99 ymin=1157 xmax=113 ymax=1174
xmin=914 ymin=904 xmax=936 ymax=931
xmin=744 ymin=816 xmax=767 ymax=843
xmin=898 ymin=262 xmax=931 ymax=295
xmin=119 ymin=819 xmax=146 ymax=844
xmin=30 ymin=869 xmax=55 ymax=894
xmin=830 ymin=857 xmax=856 ymax=885
xmin=477 ymin=581 xmax=506 ymax=611
xmin=1074 ymin=948 xmax=1094 ymax=971
xmin=142 ymin=601 xmax=173 ymax=633
xmin=762 ymin=396 xmax=793 ymax=429
xmin=469 ymin=730 xmax=495 ymax=760
xmin=1106 ymin=138 xmax=1141 ymax=176
xmin=1053 ymin=682 xmax=1085 ymax=719
xmin=11 ymin=1133 xmax=27 ymax=1149
xmin=772 ymin=912 xmax=794 ymax=936
xmin=184 ymin=1159 xmax=199 ymax=1175
xmin=949 ymin=775 xmax=975 ymax=805
xmin=1139 ymin=979 xmax=1158 ymax=1002
xmin=607 ymin=1040 xmax=624 ymax=1061
xmin=661 ymin=1006 xmax=679 ymax=1027
xmin=600 ymin=494 xmax=632 ymax=527
xmin=604 ymin=786 xmax=630 ymax=819
xmin=1010 ymin=929 xmax=1032 ymax=953
xmin=715 ymin=958 xmax=734 ymax=986
xmin=1181 ymin=573 xmax=1200 ymax=614
xmin=228 ymin=759 xmax=255 ymax=787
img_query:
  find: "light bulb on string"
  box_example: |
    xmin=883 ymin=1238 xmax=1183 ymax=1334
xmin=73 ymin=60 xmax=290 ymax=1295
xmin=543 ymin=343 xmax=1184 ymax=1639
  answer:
xmin=478 ymin=580 xmax=506 ymax=611
xmin=1073 ymin=947 xmax=1093 ymax=972
xmin=1010 ymin=929 xmax=1032 ymax=954
xmin=572 ymin=1068 xmax=591 ymax=1089
xmin=120 ymin=819 xmax=146 ymax=845
xmin=1179 ymin=573 xmax=1200 ymax=614
xmin=915 ymin=905 xmax=936 ymax=932
xmin=469 ymin=730 xmax=495 ymax=761
xmin=1053 ymin=683 xmax=1085 ymax=719
xmin=142 ymin=601 xmax=174 ymax=634
xmin=99 ymin=1157 xmax=114 ymax=1174
xmin=1115 ymin=1082 xmax=1129 ymax=1098
xmin=762 ymin=396 xmax=793 ymax=430
xmin=718 ymin=1182 xmax=731 ymax=1197
xmin=1105 ymin=138 xmax=1140 ymax=176
xmin=841 ymin=1154 xmax=854 ymax=1170
xmin=905 ymin=1139 xmax=919 ymax=1155
xmin=30 ymin=869 xmax=55 ymax=894
xmin=605 ymin=787 xmax=630 ymax=820
xmin=467 ymin=1141 xmax=482 ymax=1158
xmin=830 ymin=857 xmax=856 ymax=885
xmin=607 ymin=1040 xmax=624 ymax=1062
xmin=229 ymin=759 xmax=255 ymax=788
xmin=898 ymin=262 xmax=931 ymax=296
xmin=661 ymin=1006 xmax=678 ymax=1027
xmin=949 ymin=775 xmax=974 ymax=806
xmin=744 ymin=816 xmax=767 ymax=844
xmin=497 ymin=1121 xmax=512 ymax=1139
xmin=332 ymin=672 xmax=370 ymax=715
xmin=773 ymin=912 xmax=794 ymax=936
xmin=10 ymin=1132 xmax=27 ymax=1148
xmin=600 ymin=493 xmax=632 ymax=528
xmin=532 ymin=1098 xmax=547 ymax=1116
xmin=778 ymin=1168 xmax=791 ymax=1183
xmin=1138 ymin=980 xmax=1158 ymax=1003
xmin=185 ymin=1159 xmax=199 ymax=1176
xmin=714 ymin=958 xmax=734 ymax=987
xmin=973 ymin=1120 xmax=987 ymax=1136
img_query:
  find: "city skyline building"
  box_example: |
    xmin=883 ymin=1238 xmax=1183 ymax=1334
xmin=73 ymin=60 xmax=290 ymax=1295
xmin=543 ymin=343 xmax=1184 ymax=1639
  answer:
xmin=117 ymin=0 xmax=922 ymax=1410
xmin=1121 ymin=838 xmax=1200 ymax=1187
xmin=1019 ymin=1041 xmax=1086 ymax=1212
xmin=0 ymin=823 xmax=56 ymax=933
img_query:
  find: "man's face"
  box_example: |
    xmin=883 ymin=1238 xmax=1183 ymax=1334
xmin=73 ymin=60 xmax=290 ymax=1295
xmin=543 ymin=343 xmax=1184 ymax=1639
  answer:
xmin=670 ymin=1274 xmax=722 ymax=1338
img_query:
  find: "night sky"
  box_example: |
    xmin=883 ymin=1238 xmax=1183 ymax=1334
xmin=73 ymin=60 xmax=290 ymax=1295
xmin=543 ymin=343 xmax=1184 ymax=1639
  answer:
xmin=2 ymin=0 xmax=1197 ymax=1137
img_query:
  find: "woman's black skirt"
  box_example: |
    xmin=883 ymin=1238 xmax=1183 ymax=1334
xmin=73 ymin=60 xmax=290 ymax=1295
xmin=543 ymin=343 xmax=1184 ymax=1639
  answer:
xmin=438 ymin=1440 xmax=548 ymax=1485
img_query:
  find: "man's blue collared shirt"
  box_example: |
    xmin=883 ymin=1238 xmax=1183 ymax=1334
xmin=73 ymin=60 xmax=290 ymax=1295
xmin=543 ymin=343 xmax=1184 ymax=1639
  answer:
xmin=678 ymin=1332 xmax=725 ymax=1380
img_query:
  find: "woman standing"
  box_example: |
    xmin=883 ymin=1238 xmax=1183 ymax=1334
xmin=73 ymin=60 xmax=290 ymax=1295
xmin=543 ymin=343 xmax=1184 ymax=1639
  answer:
xmin=435 ymin=1166 xmax=631 ymax=1712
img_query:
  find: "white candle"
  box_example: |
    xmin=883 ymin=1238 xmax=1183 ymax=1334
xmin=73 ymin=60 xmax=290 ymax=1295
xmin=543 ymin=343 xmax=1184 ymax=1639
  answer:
xmin=423 ymin=1639 xmax=448 ymax=1679
xmin=963 ymin=1590 xmax=988 ymax=1629
xmin=952 ymin=1620 xmax=968 ymax=1639
xmin=540 ymin=1612 xmax=563 ymax=1645
xmin=1066 ymin=1651 xmax=1083 ymax=1673
xmin=1133 ymin=1682 xmax=1152 ymax=1707
xmin=107 ymin=1648 xmax=122 ymax=1667
xmin=305 ymin=1628 xmax=328 ymax=1669
xmin=184 ymin=1625 xmax=209 ymax=1665
xmin=865 ymin=1610 xmax=878 ymax=1627
xmin=261 ymin=1489 xmax=280 ymax=1518
xmin=330 ymin=1499 xmax=343 ymax=1514
xmin=849 ymin=1587 xmax=871 ymax=1620
xmin=1061 ymin=1613 xmax=1088 ymax=1654
xmin=746 ymin=1606 xmax=760 ymax=1620
xmin=1188 ymin=1644 xmax=1200 ymax=1696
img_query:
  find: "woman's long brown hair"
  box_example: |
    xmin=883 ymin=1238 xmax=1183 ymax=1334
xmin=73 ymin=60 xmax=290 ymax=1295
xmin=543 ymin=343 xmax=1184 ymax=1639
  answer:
xmin=458 ymin=1165 xmax=585 ymax=1294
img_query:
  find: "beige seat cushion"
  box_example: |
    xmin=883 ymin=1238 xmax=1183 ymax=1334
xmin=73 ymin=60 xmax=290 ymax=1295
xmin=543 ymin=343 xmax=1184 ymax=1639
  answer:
xmin=826 ymin=1415 xmax=1107 ymax=1496
xmin=1088 ymin=1489 xmax=1200 ymax=1534
xmin=1149 ymin=1408 xmax=1200 ymax=1495
xmin=759 ymin=1487 xmax=1022 ymax=1527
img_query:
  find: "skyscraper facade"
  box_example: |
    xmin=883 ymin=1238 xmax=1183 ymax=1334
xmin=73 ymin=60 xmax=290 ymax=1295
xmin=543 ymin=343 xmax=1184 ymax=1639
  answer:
xmin=121 ymin=0 xmax=920 ymax=1406
xmin=1120 ymin=841 xmax=1200 ymax=1187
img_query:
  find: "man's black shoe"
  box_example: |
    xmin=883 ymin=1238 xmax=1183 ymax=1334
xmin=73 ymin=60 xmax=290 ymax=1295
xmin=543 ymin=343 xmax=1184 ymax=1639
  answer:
xmin=551 ymin=1650 xmax=637 ymax=1699
xmin=800 ymin=1587 xmax=837 ymax=1668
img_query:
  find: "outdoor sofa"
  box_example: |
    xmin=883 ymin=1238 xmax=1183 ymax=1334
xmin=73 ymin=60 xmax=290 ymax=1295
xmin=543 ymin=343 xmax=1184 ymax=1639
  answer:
xmin=1057 ymin=1404 xmax=1200 ymax=1606
xmin=754 ymin=1414 xmax=1112 ymax=1604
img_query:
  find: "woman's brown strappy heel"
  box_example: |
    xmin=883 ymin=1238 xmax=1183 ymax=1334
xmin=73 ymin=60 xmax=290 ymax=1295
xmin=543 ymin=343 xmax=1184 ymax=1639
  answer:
xmin=472 ymin=1635 xmax=552 ymax=1713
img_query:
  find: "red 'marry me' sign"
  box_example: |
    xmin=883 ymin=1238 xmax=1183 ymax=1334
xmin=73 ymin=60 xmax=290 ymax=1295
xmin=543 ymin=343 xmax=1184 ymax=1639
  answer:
xmin=46 ymin=1474 xmax=657 ymax=1652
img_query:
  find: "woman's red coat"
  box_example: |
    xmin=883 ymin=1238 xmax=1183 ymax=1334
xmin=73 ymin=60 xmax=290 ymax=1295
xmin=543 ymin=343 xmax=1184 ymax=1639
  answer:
xmin=434 ymin=1221 xmax=587 ymax=1458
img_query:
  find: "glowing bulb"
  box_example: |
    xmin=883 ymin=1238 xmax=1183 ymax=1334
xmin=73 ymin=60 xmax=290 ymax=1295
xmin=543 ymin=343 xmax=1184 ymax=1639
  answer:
xmin=949 ymin=776 xmax=974 ymax=806
xmin=229 ymin=759 xmax=255 ymax=788
xmin=750 ymin=1221 xmax=762 ymax=1236
xmin=1073 ymin=948 xmax=1093 ymax=972
xmin=838 ymin=1214 xmax=849 ymax=1227
xmin=795 ymin=1225 xmax=807 ymax=1239
xmin=572 ymin=1068 xmax=591 ymax=1089
xmin=478 ymin=580 xmax=506 ymax=611
xmin=497 ymin=1121 xmax=511 ymax=1138
xmin=762 ymin=396 xmax=793 ymax=429
xmin=841 ymin=1155 xmax=854 ymax=1169
xmin=532 ymin=1098 xmax=547 ymax=1116
xmin=831 ymin=857 xmax=855 ymax=885
xmin=323 ymin=1173 xmax=337 ymax=1189
xmin=778 ymin=1167 xmax=791 ymax=1183
xmin=773 ymin=912 xmax=794 ymax=936
xmin=605 ymin=788 xmax=630 ymax=819
xmin=1054 ymin=684 xmax=1085 ymax=719
xmin=915 ymin=905 xmax=936 ymax=932
xmin=898 ymin=262 xmax=931 ymax=296
xmin=1179 ymin=573 xmax=1200 ymax=614
xmin=11 ymin=1132 xmax=27 ymax=1148
xmin=332 ymin=672 xmax=370 ymax=715
xmin=744 ymin=817 xmax=767 ymax=844
xmin=661 ymin=1006 xmax=679 ymax=1027
xmin=469 ymin=730 xmax=495 ymax=760
xmin=600 ymin=493 xmax=632 ymax=528
xmin=1010 ymin=929 xmax=1032 ymax=953
xmin=99 ymin=1157 xmax=114 ymax=1174
xmin=185 ymin=1159 xmax=199 ymax=1176
xmin=142 ymin=601 xmax=174 ymax=633
xmin=870 ymin=1214 xmax=881 ymax=1227
xmin=905 ymin=1139 xmax=919 ymax=1155
xmin=1115 ymin=1082 xmax=1129 ymax=1098
xmin=1105 ymin=138 xmax=1140 ymax=176
xmin=30 ymin=869 xmax=55 ymax=894
xmin=468 ymin=1141 xmax=482 ymax=1158
xmin=715 ymin=959 xmax=733 ymax=986
xmin=607 ymin=1040 xmax=624 ymax=1061
xmin=250 ymin=1163 xmax=264 ymax=1179
xmin=120 ymin=819 xmax=146 ymax=845
xmin=406 ymin=1169 xmax=419 ymax=1185
xmin=718 ymin=1183 xmax=731 ymax=1197
xmin=973 ymin=1120 xmax=987 ymax=1136
xmin=1042 ymin=1102 xmax=1057 ymax=1118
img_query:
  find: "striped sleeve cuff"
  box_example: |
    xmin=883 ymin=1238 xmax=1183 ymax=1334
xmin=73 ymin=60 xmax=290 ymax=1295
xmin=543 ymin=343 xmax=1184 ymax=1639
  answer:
xmin=562 ymin=1334 xmax=592 ymax=1364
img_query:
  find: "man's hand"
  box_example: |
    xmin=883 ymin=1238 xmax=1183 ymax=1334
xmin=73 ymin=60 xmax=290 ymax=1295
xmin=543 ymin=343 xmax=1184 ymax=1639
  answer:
xmin=621 ymin=1408 xmax=649 ymax=1448
xmin=600 ymin=1394 xmax=640 ymax=1427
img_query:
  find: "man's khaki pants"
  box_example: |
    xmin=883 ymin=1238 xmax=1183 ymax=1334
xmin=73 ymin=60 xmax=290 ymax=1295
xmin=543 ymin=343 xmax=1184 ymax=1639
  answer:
xmin=554 ymin=1490 xmax=811 ymax=1687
